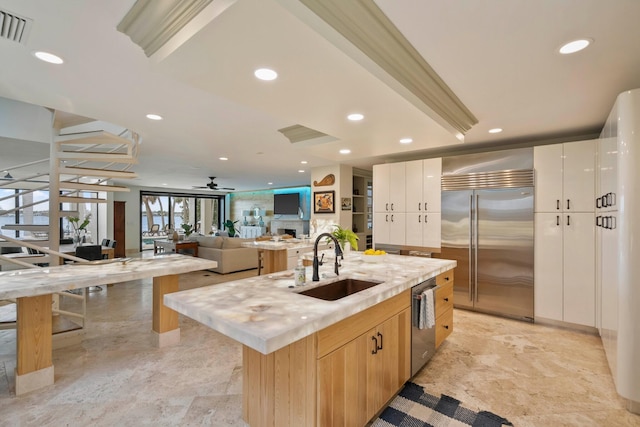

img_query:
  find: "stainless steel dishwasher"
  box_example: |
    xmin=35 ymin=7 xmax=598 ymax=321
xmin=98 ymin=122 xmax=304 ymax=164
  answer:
xmin=411 ymin=277 xmax=437 ymax=377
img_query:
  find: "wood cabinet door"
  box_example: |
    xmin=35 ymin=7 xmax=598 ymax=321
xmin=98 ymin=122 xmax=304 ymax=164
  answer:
xmin=317 ymin=332 xmax=369 ymax=427
xmin=367 ymin=308 xmax=411 ymax=418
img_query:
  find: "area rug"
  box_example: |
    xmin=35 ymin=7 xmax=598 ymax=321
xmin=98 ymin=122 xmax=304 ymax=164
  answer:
xmin=372 ymin=382 xmax=513 ymax=427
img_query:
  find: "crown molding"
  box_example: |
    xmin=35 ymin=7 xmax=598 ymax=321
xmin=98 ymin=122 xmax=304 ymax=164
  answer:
xmin=117 ymin=0 xmax=214 ymax=57
xmin=296 ymin=0 xmax=478 ymax=135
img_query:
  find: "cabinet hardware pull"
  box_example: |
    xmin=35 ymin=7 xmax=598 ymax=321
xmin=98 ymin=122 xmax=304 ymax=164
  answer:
xmin=567 ymin=215 xmax=571 ymax=226
xmin=596 ymin=216 xmax=602 ymax=227
xmin=596 ymin=197 xmax=602 ymax=209
xmin=418 ymin=215 xmax=421 ymax=223
xmin=371 ymin=336 xmax=378 ymax=354
xmin=377 ymin=332 xmax=383 ymax=350
xmin=391 ymin=214 xmax=394 ymax=222
xmin=567 ymin=199 xmax=570 ymax=210
xmin=391 ymin=203 xmax=394 ymax=211
xmin=425 ymin=214 xmax=428 ymax=223
xmin=444 ymin=325 xmax=449 ymax=329
xmin=444 ymin=297 xmax=449 ymax=302
xmin=418 ymin=203 xmax=421 ymax=211
xmin=445 ymin=276 xmax=449 ymax=281
xmin=385 ymin=214 xmax=388 ymax=222
xmin=425 ymin=202 xmax=428 ymax=211
xmin=557 ymin=200 xmax=560 ymax=210
xmin=556 ymin=215 xmax=560 ymax=226
xmin=612 ymin=216 xmax=617 ymax=229
xmin=385 ymin=203 xmax=389 ymax=211
xmin=612 ymin=192 xmax=616 ymax=207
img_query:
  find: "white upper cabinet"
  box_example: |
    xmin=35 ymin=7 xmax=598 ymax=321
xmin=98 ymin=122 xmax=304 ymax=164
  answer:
xmin=534 ymin=144 xmax=563 ymax=212
xmin=422 ymin=158 xmax=442 ymax=213
xmin=563 ymin=140 xmax=596 ymax=212
xmin=405 ymin=160 xmax=423 ymax=213
xmin=534 ymin=140 xmax=596 ymax=213
xmin=373 ymin=163 xmax=405 ymax=213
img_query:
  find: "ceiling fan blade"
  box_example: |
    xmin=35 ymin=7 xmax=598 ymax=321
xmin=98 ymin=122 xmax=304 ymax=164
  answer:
xmin=220 ymin=187 xmax=235 ymax=190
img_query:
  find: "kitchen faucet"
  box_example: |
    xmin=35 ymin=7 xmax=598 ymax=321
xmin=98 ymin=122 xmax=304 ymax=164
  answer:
xmin=312 ymin=233 xmax=344 ymax=281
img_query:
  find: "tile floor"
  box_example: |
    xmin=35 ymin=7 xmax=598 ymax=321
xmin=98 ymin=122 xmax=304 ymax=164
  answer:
xmin=1 ymin=266 xmax=639 ymax=426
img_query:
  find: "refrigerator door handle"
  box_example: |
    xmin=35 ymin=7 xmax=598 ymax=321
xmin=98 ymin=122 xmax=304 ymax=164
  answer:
xmin=468 ymin=194 xmax=473 ymax=302
xmin=474 ymin=194 xmax=479 ymax=302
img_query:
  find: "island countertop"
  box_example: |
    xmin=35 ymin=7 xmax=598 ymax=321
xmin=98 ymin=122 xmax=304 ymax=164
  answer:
xmin=164 ymin=253 xmax=456 ymax=354
xmin=0 ymin=254 xmax=218 ymax=299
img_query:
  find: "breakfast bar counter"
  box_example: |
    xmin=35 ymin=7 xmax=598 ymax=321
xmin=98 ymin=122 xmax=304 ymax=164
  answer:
xmin=0 ymin=254 xmax=217 ymax=395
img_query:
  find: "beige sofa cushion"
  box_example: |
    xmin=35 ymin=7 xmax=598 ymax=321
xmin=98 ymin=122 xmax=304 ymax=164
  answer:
xmin=222 ymin=237 xmax=244 ymax=249
xmin=197 ymin=236 xmax=224 ymax=249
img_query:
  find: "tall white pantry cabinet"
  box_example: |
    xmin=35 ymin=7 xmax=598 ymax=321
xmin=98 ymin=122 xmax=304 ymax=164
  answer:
xmin=373 ymin=162 xmax=406 ymax=246
xmin=534 ymin=140 xmax=596 ymax=327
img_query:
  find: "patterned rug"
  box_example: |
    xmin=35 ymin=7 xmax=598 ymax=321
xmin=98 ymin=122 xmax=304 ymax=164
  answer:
xmin=372 ymin=382 xmax=513 ymax=427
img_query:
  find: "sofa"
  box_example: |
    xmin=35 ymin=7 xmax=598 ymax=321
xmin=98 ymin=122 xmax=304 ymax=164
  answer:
xmin=191 ymin=235 xmax=258 ymax=274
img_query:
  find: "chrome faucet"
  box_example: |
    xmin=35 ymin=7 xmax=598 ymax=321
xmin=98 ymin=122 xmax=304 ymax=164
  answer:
xmin=312 ymin=233 xmax=344 ymax=281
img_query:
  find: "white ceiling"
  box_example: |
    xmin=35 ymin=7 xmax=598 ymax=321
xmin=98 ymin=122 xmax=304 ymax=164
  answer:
xmin=1 ymin=0 xmax=639 ymax=192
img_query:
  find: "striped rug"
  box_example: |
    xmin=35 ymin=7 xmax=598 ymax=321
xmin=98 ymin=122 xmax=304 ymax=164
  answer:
xmin=372 ymin=382 xmax=513 ymax=427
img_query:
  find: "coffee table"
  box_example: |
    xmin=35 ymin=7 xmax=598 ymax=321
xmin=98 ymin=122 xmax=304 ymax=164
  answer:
xmin=153 ymin=240 xmax=198 ymax=257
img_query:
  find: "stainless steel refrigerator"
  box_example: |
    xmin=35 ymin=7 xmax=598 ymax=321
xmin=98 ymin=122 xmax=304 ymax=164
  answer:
xmin=441 ymin=168 xmax=535 ymax=322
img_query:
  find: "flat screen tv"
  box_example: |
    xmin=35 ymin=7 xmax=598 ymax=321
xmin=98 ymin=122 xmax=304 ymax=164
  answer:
xmin=274 ymin=193 xmax=299 ymax=215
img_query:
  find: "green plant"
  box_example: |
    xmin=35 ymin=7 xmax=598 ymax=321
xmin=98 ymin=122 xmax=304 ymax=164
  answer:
xmin=181 ymin=223 xmax=194 ymax=237
xmin=69 ymin=213 xmax=92 ymax=233
xmin=331 ymin=224 xmax=358 ymax=251
xmin=224 ymin=219 xmax=239 ymax=237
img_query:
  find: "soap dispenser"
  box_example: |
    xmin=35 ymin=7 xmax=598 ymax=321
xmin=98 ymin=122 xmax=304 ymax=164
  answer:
xmin=294 ymin=259 xmax=306 ymax=286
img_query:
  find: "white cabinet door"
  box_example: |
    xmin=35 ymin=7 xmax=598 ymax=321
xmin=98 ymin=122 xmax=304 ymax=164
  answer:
xmin=563 ymin=212 xmax=595 ymax=326
xmin=422 ymin=212 xmax=441 ymax=248
xmin=388 ymin=163 xmax=406 ymax=213
xmin=405 ymin=160 xmax=423 ymax=213
xmin=598 ymin=135 xmax=618 ymax=213
xmin=374 ymin=212 xmax=390 ymax=246
xmin=422 ymin=158 xmax=442 ymax=213
xmin=388 ymin=213 xmax=406 ymax=246
xmin=405 ymin=213 xmax=422 ymax=246
xmin=534 ymin=213 xmax=564 ymax=321
xmin=534 ymin=144 xmax=563 ymax=212
xmin=563 ymin=140 xmax=596 ymax=212
xmin=373 ymin=164 xmax=390 ymax=213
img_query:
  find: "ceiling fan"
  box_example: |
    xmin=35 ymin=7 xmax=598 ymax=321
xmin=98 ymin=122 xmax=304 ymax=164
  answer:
xmin=193 ymin=177 xmax=235 ymax=191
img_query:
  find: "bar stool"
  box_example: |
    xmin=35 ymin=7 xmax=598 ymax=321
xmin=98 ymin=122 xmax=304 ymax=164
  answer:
xmin=257 ymin=250 xmax=264 ymax=276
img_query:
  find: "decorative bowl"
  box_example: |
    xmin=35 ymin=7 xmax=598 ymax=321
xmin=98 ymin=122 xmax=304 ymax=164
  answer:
xmin=361 ymin=253 xmax=387 ymax=263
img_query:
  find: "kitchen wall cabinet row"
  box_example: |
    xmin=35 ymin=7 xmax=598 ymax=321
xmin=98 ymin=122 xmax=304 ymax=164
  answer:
xmin=533 ymin=140 xmax=596 ymax=327
xmin=373 ymin=158 xmax=442 ymax=249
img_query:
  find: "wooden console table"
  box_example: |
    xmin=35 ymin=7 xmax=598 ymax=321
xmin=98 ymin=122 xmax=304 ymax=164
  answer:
xmin=153 ymin=239 xmax=198 ymax=257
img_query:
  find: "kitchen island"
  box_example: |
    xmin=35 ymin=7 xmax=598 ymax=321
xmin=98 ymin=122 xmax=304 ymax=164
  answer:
xmin=165 ymin=252 xmax=455 ymax=426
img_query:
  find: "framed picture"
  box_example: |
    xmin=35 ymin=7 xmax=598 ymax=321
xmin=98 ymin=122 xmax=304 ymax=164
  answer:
xmin=314 ymin=190 xmax=335 ymax=213
xmin=341 ymin=197 xmax=352 ymax=211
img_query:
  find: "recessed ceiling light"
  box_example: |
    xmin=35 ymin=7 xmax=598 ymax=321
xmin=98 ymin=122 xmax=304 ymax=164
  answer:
xmin=219 ymin=157 xmax=228 ymax=161
xmin=488 ymin=128 xmax=503 ymax=134
xmin=400 ymin=138 xmax=413 ymax=144
xmin=254 ymin=68 xmax=278 ymax=81
xmin=33 ymin=51 xmax=64 ymax=64
xmin=146 ymin=114 xmax=163 ymax=120
xmin=300 ymin=160 xmax=308 ymax=164
xmin=268 ymin=182 xmax=273 ymax=185
xmin=162 ymin=183 xmax=167 ymax=186
xmin=559 ymin=39 xmax=592 ymax=55
xmin=298 ymin=170 xmax=305 ymax=173
xmin=347 ymin=113 xmax=364 ymax=121
xmin=339 ymin=149 xmax=351 ymax=154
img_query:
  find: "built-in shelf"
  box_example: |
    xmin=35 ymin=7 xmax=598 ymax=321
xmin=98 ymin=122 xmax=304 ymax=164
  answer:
xmin=352 ymin=172 xmax=373 ymax=250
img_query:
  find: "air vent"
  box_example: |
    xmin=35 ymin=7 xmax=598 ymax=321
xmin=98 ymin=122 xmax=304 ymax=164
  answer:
xmin=277 ymin=124 xmax=337 ymax=146
xmin=0 ymin=9 xmax=32 ymax=45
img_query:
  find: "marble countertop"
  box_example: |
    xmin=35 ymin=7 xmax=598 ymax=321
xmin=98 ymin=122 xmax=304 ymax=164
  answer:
xmin=0 ymin=255 xmax=218 ymax=299
xmin=164 ymin=252 xmax=456 ymax=355
xmin=241 ymin=239 xmax=316 ymax=251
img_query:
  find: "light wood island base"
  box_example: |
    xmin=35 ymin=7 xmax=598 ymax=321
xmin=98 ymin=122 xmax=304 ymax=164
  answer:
xmin=242 ymin=290 xmax=411 ymax=427
xmin=152 ymin=274 xmax=181 ymax=347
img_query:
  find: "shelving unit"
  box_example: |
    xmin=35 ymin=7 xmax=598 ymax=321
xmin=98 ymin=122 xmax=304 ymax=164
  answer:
xmin=352 ymin=171 xmax=373 ymax=250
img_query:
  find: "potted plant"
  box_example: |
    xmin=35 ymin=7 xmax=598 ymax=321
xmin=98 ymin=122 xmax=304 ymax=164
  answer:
xmin=224 ymin=219 xmax=239 ymax=237
xmin=331 ymin=224 xmax=359 ymax=251
xmin=69 ymin=213 xmax=91 ymax=247
xmin=181 ymin=223 xmax=194 ymax=238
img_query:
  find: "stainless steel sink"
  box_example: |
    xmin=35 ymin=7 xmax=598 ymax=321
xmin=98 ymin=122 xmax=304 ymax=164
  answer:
xmin=298 ymin=278 xmax=383 ymax=301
